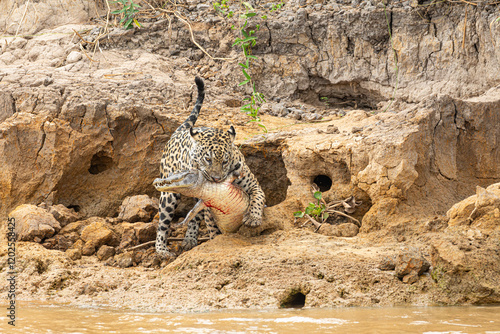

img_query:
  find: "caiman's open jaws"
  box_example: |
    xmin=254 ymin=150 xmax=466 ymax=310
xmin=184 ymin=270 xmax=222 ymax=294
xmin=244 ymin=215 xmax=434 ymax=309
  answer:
xmin=153 ymin=169 xmax=249 ymax=234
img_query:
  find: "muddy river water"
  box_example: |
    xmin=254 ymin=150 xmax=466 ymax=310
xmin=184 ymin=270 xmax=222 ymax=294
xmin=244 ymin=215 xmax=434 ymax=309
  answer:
xmin=2 ymin=303 xmax=500 ymax=333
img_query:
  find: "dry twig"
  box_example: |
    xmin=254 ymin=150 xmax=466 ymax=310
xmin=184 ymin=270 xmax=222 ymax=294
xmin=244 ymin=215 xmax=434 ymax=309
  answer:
xmin=454 ymin=0 xmax=477 ymax=5
xmin=325 ymin=208 xmax=361 ymax=227
xmin=304 ymin=214 xmax=322 ymax=232
xmin=14 ymin=0 xmax=31 ymax=39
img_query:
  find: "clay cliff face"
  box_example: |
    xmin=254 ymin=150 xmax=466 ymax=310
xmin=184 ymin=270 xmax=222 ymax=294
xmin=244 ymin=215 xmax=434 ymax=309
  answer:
xmin=0 ymin=83 xmax=177 ymax=217
xmin=1 ymin=0 xmax=500 ymax=309
xmin=1 ymin=0 xmax=499 ymax=223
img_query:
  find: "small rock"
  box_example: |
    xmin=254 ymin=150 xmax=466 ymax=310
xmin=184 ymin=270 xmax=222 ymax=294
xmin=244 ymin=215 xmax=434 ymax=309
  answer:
xmin=49 ymin=58 xmax=62 ymax=67
xmin=302 ymin=113 xmax=322 ymax=122
xmin=66 ymin=248 xmax=82 ymax=260
xmin=80 ymin=218 xmax=119 ymax=249
xmin=135 ymin=222 xmax=157 ymax=243
xmin=272 ymin=103 xmax=289 ymax=117
xmin=71 ymin=239 xmax=84 ymax=251
xmin=66 ymin=51 xmax=82 ymax=64
xmin=114 ymin=252 xmax=134 ymax=268
xmin=325 ymin=125 xmax=339 ymax=134
xmin=259 ymin=103 xmax=271 ymax=114
xmin=58 ymin=234 xmax=78 ymax=250
xmin=118 ymin=195 xmax=159 ymax=223
xmin=395 ymin=248 xmax=430 ymax=283
xmin=378 ymin=255 xmax=396 ymax=271
xmin=431 ymin=239 xmax=466 ymax=271
xmin=82 ymin=241 xmax=96 ymax=256
xmin=49 ymin=204 xmax=80 ymax=227
xmin=288 ymin=111 xmax=302 ymax=120
xmin=59 ymin=220 xmax=89 ymax=236
xmin=43 ymin=233 xmax=78 ymax=251
xmin=9 ymin=37 xmax=27 ymax=50
xmin=447 ymin=183 xmax=500 ymax=228
xmin=288 ymin=107 xmax=304 ymax=116
xmin=424 ymin=218 xmax=447 ymax=232
xmin=29 ymin=78 xmax=46 ymax=87
xmin=96 ymin=245 xmax=115 ymax=261
xmin=9 ymin=204 xmax=61 ymax=242
xmin=42 ymin=238 xmax=58 ymax=249
xmin=402 ymin=272 xmax=419 ymax=284
xmin=118 ymin=223 xmax=138 ymax=249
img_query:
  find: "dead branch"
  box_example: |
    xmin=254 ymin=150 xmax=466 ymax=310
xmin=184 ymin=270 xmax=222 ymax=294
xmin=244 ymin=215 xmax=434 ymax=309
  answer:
xmin=325 ymin=209 xmax=361 ymax=227
xmin=125 ymin=240 xmax=156 ymax=251
xmin=341 ymin=196 xmax=363 ymax=214
xmin=14 ymin=0 xmax=31 ymax=39
xmin=304 ymin=214 xmax=322 ymax=232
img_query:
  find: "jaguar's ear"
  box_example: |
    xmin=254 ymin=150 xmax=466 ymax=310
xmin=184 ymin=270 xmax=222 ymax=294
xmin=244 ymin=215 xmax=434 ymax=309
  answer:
xmin=228 ymin=126 xmax=236 ymax=143
xmin=189 ymin=127 xmax=200 ymax=140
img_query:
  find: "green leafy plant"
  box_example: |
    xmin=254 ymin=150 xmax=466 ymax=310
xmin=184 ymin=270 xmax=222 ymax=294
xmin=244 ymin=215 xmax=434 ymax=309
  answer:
xmin=212 ymin=0 xmax=283 ymax=133
xmin=294 ymin=191 xmax=329 ymax=223
xmin=110 ymin=0 xmax=142 ymax=30
xmin=320 ymin=96 xmax=330 ymax=108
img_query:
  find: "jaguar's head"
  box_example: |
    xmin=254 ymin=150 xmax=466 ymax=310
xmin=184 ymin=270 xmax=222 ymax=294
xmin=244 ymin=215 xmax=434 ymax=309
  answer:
xmin=189 ymin=126 xmax=236 ymax=183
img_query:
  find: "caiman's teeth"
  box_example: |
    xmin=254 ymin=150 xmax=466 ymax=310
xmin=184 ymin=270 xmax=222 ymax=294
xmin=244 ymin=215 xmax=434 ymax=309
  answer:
xmin=154 ymin=174 xmax=189 ymax=190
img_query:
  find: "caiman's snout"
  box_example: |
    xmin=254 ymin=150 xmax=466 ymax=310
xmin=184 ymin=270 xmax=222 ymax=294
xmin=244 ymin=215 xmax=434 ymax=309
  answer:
xmin=153 ymin=170 xmax=201 ymax=192
xmin=153 ymin=178 xmax=169 ymax=190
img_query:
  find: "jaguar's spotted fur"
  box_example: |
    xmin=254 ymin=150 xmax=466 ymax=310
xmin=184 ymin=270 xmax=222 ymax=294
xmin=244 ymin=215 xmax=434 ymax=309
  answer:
xmin=156 ymin=77 xmax=265 ymax=257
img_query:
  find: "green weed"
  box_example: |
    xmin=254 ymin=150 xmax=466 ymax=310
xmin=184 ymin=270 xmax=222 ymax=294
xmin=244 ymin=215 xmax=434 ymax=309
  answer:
xmin=294 ymin=191 xmax=329 ymax=223
xmin=213 ymin=0 xmax=283 ymax=132
xmin=110 ymin=0 xmax=142 ymax=30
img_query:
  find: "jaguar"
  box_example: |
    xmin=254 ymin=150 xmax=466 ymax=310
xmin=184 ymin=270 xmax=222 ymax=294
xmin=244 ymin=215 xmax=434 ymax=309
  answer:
xmin=156 ymin=77 xmax=265 ymax=257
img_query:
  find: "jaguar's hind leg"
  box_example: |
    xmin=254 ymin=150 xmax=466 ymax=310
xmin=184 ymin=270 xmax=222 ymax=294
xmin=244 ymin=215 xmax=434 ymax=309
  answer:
xmin=181 ymin=210 xmax=204 ymax=250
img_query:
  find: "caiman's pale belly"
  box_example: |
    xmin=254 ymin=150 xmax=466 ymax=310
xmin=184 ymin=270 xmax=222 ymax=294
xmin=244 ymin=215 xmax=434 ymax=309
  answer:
xmin=200 ymin=180 xmax=249 ymax=233
xmin=154 ymin=169 xmax=250 ymax=234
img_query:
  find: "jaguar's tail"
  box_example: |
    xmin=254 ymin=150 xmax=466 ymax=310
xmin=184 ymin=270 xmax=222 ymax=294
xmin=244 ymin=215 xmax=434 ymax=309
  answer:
xmin=177 ymin=77 xmax=205 ymax=131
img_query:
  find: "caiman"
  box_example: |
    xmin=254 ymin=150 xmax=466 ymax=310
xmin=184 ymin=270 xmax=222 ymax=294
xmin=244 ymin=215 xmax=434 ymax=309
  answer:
xmin=153 ymin=169 xmax=249 ymax=233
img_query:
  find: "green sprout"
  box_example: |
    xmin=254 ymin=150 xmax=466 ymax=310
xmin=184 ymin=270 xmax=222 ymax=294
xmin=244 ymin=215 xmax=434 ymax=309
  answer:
xmin=110 ymin=0 xmax=142 ymax=30
xmin=294 ymin=191 xmax=329 ymax=223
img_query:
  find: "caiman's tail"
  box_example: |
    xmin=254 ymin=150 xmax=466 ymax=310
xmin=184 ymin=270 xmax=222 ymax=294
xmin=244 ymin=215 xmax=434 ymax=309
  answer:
xmin=176 ymin=77 xmax=205 ymax=131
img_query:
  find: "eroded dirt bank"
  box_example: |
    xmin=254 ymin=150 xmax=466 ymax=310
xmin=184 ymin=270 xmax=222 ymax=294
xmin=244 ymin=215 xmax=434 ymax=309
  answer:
xmin=1 ymin=0 xmax=500 ymax=310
